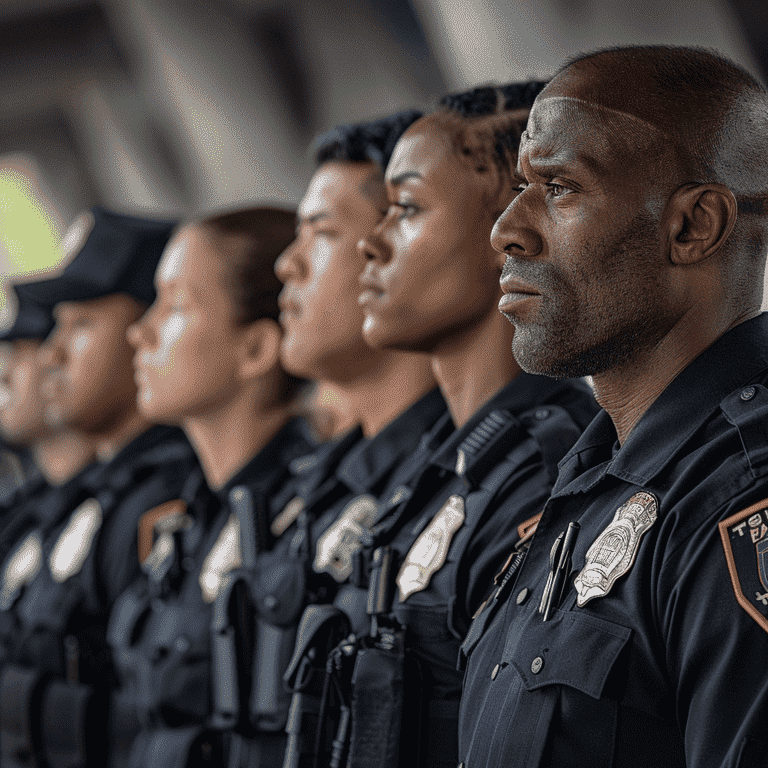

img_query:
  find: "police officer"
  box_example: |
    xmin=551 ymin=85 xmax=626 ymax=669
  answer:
xmin=285 ymin=84 xmax=598 ymax=768
xmin=265 ymin=111 xmax=454 ymax=768
xmin=109 ymin=206 xmax=315 ymax=768
xmin=458 ymin=45 xmax=768 ymax=768
xmin=0 ymin=207 xmax=198 ymax=768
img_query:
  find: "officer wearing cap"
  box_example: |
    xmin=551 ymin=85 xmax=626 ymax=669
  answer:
xmin=0 ymin=283 xmax=96 ymax=504
xmin=0 ymin=207 xmax=198 ymax=768
xmin=458 ymin=45 xmax=768 ymax=768
xmin=106 ymin=206 xmax=316 ymax=768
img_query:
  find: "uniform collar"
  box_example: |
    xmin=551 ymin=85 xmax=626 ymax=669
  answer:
xmin=337 ymin=388 xmax=448 ymax=494
xmin=554 ymin=313 xmax=768 ymax=495
xmin=215 ymin=417 xmax=314 ymax=504
xmin=431 ymin=373 xmax=582 ymax=473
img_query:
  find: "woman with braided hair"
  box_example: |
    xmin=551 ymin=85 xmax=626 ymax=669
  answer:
xmin=319 ymin=84 xmax=600 ymax=768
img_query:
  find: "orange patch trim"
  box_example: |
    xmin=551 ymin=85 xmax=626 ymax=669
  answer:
xmin=719 ymin=498 xmax=768 ymax=635
xmin=138 ymin=499 xmax=187 ymax=564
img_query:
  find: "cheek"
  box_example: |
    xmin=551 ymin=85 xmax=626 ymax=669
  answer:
xmin=155 ymin=314 xmax=190 ymax=370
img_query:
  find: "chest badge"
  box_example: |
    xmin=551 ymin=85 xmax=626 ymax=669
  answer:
xmin=0 ymin=530 xmax=43 ymax=609
xmin=719 ymin=497 xmax=768 ymax=635
xmin=49 ymin=498 xmax=103 ymax=583
xmin=314 ymin=495 xmax=378 ymax=582
xmin=271 ymin=496 xmax=305 ymax=538
xmin=200 ymin=514 xmax=242 ymax=603
xmin=574 ymin=491 xmax=657 ymax=607
xmin=397 ymin=494 xmax=465 ymax=602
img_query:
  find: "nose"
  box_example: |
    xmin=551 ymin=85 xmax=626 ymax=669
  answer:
xmin=274 ymin=240 xmax=304 ymax=282
xmin=127 ymin=313 xmax=151 ymax=351
xmin=490 ymin=194 xmax=543 ymax=260
xmin=358 ymin=226 xmax=390 ymax=265
xmin=38 ymin=328 xmax=64 ymax=369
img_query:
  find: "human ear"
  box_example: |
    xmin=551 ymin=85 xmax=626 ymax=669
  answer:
xmin=664 ymin=183 xmax=737 ymax=265
xmin=237 ymin=318 xmax=282 ymax=382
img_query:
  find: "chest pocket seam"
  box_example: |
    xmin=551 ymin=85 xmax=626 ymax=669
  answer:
xmin=505 ymin=609 xmax=632 ymax=700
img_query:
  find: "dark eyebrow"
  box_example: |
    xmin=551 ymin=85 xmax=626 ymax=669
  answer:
xmin=387 ymin=170 xmax=423 ymax=187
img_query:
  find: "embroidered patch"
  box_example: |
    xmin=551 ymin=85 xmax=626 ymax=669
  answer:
xmin=719 ymin=499 xmax=768 ymax=634
xmin=0 ymin=530 xmax=43 ymax=609
xmin=270 ymin=496 xmax=305 ymax=538
xmin=49 ymin=498 xmax=102 ymax=583
xmin=397 ymin=494 xmax=465 ymax=602
xmin=138 ymin=499 xmax=188 ymax=564
xmin=199 ymin=514 xmax=242 ymax=603
xmin=574 ymin=491 xmax=657 ymax=607
xmin=313 ymin=495 xmax=378 ymax=582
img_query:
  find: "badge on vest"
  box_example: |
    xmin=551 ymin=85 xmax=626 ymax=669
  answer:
xmin=719 ymin=498 xmax=768 ymax=635
xmin=199 ymin=513 xmax=242 ymax=603
xmin=574 ymin=491 xmax=657 ymax=607
xmin=49 ymin=498 xmax=103 ymax=583
xmin=142 ymin=504 xmax=192 ymax=582
xmin=397 ymin=494 xmax=465 ymax=602
xmin=314 ymin=495 xmax=378 ymax=582
xmin=271 ymin=496 xmax=305 ymax=538
xmin=0 ymin=530 xmax=43 ymax=609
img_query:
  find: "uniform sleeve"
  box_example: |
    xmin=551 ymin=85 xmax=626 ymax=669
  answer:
xmin=658 ymin=493 xmax=768 ymax=768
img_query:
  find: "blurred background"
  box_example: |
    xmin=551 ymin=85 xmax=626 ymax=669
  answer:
xmin=0 ymin=0 xmax=766 ymax=316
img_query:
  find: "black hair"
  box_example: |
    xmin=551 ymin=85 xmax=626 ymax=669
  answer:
xmin=439 ymin=81 xmax=548 ymax=116
xmin=313 ymin=109 xmax=424 ymax=169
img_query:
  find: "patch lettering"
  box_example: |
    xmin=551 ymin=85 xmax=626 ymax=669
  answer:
xmin=719 ymin=499 xmax=768 ymax=633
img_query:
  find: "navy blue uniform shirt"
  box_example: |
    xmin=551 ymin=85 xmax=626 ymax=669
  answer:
xmin=459 ymin=313 xmax=768 ymax=768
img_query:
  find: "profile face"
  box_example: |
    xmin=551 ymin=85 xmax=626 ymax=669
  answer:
xmin=41 ymin=294 xmax=143 ymax=432
xmin=0 ymin=339 xmax=49 ymax=444
xmin=128 ymin=226 xmax=244 ymax=423
xmin=358 ymin=119 xmax=507 ymax=353
xmin=274 ymin=161 xmax=384 ymax=380
xmin=492 ymin=94 xmax=670 ymax=378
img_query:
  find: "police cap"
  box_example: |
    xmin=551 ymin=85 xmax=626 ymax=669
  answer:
xmin=21 ymin=207 xmax=176 ymax=308
xmin=0 ymin=283 xmax=55 ymax=342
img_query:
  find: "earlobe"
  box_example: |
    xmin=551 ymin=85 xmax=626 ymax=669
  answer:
xmin=667 ymin=183 xmax=737 ymax=265
xmin=238 ymin=319 xmax=282 ymax=381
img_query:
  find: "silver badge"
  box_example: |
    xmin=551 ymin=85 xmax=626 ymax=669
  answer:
xmin=59 ymin=211 xmax=95 ymax=262
xmin=574 ymin=491 xmax=658 ymax=607
xmin=270 ymin=496 xmax=305 ymax=538
xmin=0 ymin=530 xmax=43 ymax=609
xmin=314 ymin=495 xmax=378 ymax=582
xmin=397 ymin=494 xmax=465 ymax=602
xmin=49 ymin=498 xmax=103 ymax=583
xmin=141 ymin=508 xmax=192 ymax=581
xmin=199 ymin=514 xmax=242 ymax=603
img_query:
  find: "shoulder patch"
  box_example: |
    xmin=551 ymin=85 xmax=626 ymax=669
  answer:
xmin=138 ymin=499 xmax=187 ymax=564
xmin=49 ymin=498 xmax=103 ymax=583
xmin=719 ymin=499 xmax=768 ymax=634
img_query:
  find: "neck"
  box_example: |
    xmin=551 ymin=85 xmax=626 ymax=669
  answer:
xmin=33 ymin=431 xmax=96 ymax=485
xmin=325 ymin=351 xmax=436 ymax=437
xmin=92 ymin=407 xmax=151 ymax=462
xmin=593 ymin=304 xmax=761 ymax=444
xmin=183 ymin=392 xmax=292 ymax=490
xmin=430 ymin=309 xmax=522 ymax=428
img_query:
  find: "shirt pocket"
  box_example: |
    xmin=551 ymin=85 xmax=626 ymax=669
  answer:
xmin=498 ymin=609 xmax=632 ymax=768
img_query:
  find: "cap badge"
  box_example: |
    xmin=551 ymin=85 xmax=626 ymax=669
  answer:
xmin=49 ymin=498 xmax=103 ymax=583
xmin=397 ymin=494 xmax=465 ymax=602
xmin=313 ymin=494 xmax=378 ymax=582
xmin=574 ymin=491 xmax=657 ymax=607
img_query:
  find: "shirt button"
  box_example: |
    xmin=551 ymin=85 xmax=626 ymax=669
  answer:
xmin=531 ymin=656 xmax=544 ymax=674
xmin=741 ymin=387 xmax=756 ymax=401
xmin=491 ymin=663 xmax=501 ymax=680
xmin=516 ymin=588 xmax=529 ymax=605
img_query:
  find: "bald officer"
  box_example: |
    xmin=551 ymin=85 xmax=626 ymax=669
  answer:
xmin=458 ymin=46 xmax=768 ymax=768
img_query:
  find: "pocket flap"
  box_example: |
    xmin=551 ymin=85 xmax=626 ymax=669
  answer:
xmin=506 ymin=610 xmax=631 ymax=700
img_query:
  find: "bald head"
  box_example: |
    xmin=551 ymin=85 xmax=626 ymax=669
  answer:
xmin=542 ymin=46 xmax=768 ymax=203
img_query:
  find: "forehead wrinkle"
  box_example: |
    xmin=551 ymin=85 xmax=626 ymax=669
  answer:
xmin=534 ymin=96 xmax=668 ymax=140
